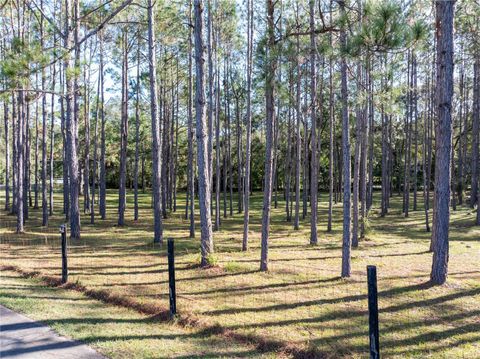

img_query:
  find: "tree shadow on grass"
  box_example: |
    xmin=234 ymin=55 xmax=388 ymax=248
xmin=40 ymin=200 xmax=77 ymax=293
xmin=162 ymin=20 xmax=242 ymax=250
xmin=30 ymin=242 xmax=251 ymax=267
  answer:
xmin=389 ymin=333 xmax=480 ymax=357
xmin=220 ymin=255 xmax=342 ymax=263
xmin=367 ymin=250 xmax=430 ymax=258
xmin=310 ymin=308 xmax=480 ymax=343
xmin=220 ymin=286 xmax=480 ymax=333
xmin=88 ymin=269 xmax=260 ymax=287
xmin=202 ymin=282 xmax=476 ymax=316
xmin=180 ymin=276 xmax=342 ymax=296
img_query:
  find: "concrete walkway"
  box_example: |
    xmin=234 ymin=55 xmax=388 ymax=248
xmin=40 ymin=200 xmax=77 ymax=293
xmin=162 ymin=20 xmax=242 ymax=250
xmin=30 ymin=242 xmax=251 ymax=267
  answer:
xmin=0 ymin=305 xmax=105 ymax=358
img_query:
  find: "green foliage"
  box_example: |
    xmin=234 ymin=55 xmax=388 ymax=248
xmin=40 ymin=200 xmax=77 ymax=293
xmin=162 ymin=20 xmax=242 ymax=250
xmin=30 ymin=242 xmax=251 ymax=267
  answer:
xmin=223 ymin=261 xmax=244 ymax=273
xmin=350 ymin=0 xmax=410 ymax=55
xmin=0 ymin=33 xmax=50 ymax=86
xmin=361 ymin=215 xmax=372 ymax=237
xmin=205 ymin=254 xmax=219 ymax=267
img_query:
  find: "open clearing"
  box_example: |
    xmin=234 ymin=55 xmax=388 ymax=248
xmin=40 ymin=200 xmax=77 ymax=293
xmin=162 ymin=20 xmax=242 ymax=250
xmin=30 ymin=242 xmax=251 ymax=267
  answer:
xmin=1 ymin=191 xmax=479 ymax=358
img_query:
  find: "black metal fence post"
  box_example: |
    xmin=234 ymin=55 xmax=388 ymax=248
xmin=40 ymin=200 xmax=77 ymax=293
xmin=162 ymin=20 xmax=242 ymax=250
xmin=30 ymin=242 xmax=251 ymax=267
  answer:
xmin=167 ymin=238 xmax=176 ymax=317
xmin=60 ymin=224 xmax=68 ymax=284
xmin=367 ymin=265 xmax=380 ymax=358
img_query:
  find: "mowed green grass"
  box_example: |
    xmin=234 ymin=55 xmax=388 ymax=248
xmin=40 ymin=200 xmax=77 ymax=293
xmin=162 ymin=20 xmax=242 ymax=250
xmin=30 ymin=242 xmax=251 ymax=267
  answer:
xmin=1 ymin=189 xmax=479 ymax=358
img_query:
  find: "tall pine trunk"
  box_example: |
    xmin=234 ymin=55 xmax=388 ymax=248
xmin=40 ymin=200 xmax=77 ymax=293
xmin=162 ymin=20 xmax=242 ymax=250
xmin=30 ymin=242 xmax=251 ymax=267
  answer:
xmin=327 ymin=24 xmax=334 ymax=232
xmin=4 ymin=102 xmax=10 ymax=211
xmin=83 ymin=45 xmax=91 ymax=214
xmin=430 ymin=0 xmax=455 ymax=285
xmin=294 ymin=15 xmax=301 ymax=231
xmin=16 ymin=91 xmax=25 ymax=233
xmin=352 ymin=63 xmax=363 ymax=248
xmin=340 ymin=0 xmax=351 ymax=278
xmin=91 ymin=51 xmax=101 ymax=225
xmin=457 ymin=55 xmax=464 ymax=205
xmin=194 ymin=0 xmax=214 ymax=266
xmin=470 ymin=55 xmax=479 ymax=210
xmin=148 ymin=0 xmax=163 ymax=243
xmin=49 ymin=61 xmax=56 ymax=216
xmin=207 ymin=0 xmax=215 ymax=218
xmin=235 ymin=93 xmax=243 ymax=214
xmin=260 ymin=0 xmax=277 ymax=272
xmin=41 ymin=33 xmax=48 ymax=225
xmin=422 ymin=75 xmax=431 ymax=232
xmin=60 ymin=66 xmax=69 ymax=219
xmin=285 ymin=68 xmax=292 ymax=222
xmin=65 ymin=0 xmax=81 ymax=239
xmin=134 ymin=41 xmax=140 ymax=222
xmin=118 ymin=31 xmax=128 ymax=226
xmin=11 ymin=94 xmax=17 ymax=216
xmin=309 ymin=0 xmax=318 ymax=245
xmin=413 ymin=55 xmax=418 ymax=211
xmin=242 ymin=0 xmax=253 ymax=250
xmin=186 ymin=0 xmax=195 ymax=237
xmin=99 ymin=34 xmax=107 ymax=220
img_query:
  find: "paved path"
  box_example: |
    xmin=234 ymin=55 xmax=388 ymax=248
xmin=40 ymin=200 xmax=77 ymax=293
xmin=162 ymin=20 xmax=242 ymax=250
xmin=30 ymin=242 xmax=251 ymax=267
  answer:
xmin=0 ymin=305 xmax=105 ymax=358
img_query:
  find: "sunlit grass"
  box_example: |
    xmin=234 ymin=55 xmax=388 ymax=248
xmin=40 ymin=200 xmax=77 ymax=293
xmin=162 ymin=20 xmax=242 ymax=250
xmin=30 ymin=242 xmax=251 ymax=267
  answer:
xmin=1 ymin=189 xmax=479 ymax=358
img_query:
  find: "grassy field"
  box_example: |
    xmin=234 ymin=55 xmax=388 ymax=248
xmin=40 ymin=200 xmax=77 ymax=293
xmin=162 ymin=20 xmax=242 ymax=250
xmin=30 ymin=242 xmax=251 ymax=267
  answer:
xmin=1 ymin=190 xmax=479 ymax=358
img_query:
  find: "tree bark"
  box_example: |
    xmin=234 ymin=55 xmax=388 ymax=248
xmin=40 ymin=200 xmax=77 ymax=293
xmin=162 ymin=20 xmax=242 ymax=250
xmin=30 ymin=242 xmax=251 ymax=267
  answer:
xmin=214 ymin=40 xmax=221 ymax=229
xmin=133 ymin=37 xmax=140 ymax=221
xmin=260 ymin=0 xmax=277 ymax=272
xmin=11 ymin=94 xmax=16 ymax=216
xmin=99 ymin=33 xmax=107 ymax=220
xmin=25 ymin=101 xmax=30 ymax=219
xmin=65 ymin=0 xmax=81 ymax=239
xmin=60 ymin=65 xmax=69 ymax=219
xmin=427 ymin=48 xmax=435 ymax=238
xmin=285 ymin=68 xmax=292 ymax=222
xmin=41 ymin=29 xmax=48 ymax=225
xmin=49 ymin=61 xmax=56 ymax=216
xmin=422 ymin=75 xmax=431 ymax=232
xmin=430 ymin=0 xmax=455 ymax=285
xmin=294 ymin=12 xmax=301 ymax=231
xmin=470 ymin=55 xmax=479 ymax=210
xmin=118 ymin=30 xmax=128 ymax=226
xmin=173 ymin=61 xmax=179 ymax=212
xmin=207 ymin=0 xmax=215 ymax=217
xmin=340 ymin=0 xmax=351 ymax=278
xmin=186 ymin=0 xmax=195 ymax=237
xmin=148 ymin=0 xmax=163 ymax=243
xmin=242 ymin=0 xmax=253 ymax=250
xmin=160 ymin=77 xmax=168 ymax=220
xmin=235 ymin=91 xmax=243 ymax=214
xmin=16 ymin=90 xmax=25 ymax=233
xmin=226 ymin=56 xmax=233 ymax=217
xmin=82 ymin=44 xmax=91 ymax=215
xmin=367 ymin=59 xmax=374 ymax=212
xmin=381 ymin=57 xmax=388 ymax=217
xmin=91 ymin=47 xmax=101 ymax=225
xmin=413 ymin=54 xmax=418 ymax=211
xmin=360 ymin=60 xmax=370 ymax=238
xmin=457 ymin=55 xmax=464 ymax=205
xmin=34 ymin=74 xmax=39 ymax=210
xmin=4 ymin=102 xmax=10 ymax=212
xmin=352 ymin=78 xmax=362 ymax=248
xmin=327 ymin=20 xmax=334 ymax=232
xmin=134 ymin=40 xmax=140 ymax=222
xmin=309 ymin=0 xmax=318 ymax=245
xmin=194 ymin=0 xmax=214 ymax=266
